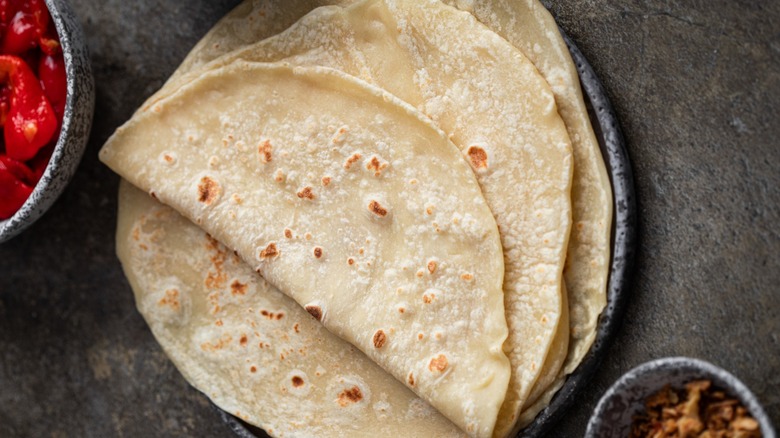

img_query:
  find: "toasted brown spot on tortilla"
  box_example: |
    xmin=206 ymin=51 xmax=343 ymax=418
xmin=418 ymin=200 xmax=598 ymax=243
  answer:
xmin=201 ymin=334 xmax=232 ymax=352
xmin=366 ymin=156 xmax=388 ymax=176
xmin=407 ymin=372 xmax=415 ymax=387
xmin=297 ymin=187 xmax=315 ymax=200
xmin=313 ymin=247 xmax=323 ymax=259
xmin=275 ymin=313 xmax=284 ymax=320
xmin=427 ymin=260 xmax=438 ymax=274
xmin=284 ymin=228 xmax=293 ymax=239
xmin=398 ymin=307 xmax=405 ymax=314
xmin=337 ymin=386 xmax=363 ymax=406
xmin=305 ymin=233 xmax=312 ymax=240
xmin=149 ymin=191 xmax=158 ymax=200
xmin=250 ymin=366 xmax=257 ymax=373
xmin=230 ymin=280 xmax=247 ymax=296
xmin=293 ymin=323 xmax=300 ymax=333
xmin=373 ymin=330 xmax=387 ymax=349
xmin=197 ymin=176 xmax=221 ymax=205
xmin=258 ymin=139 xmax=272 ymax=163
xmin=274 ymin=169 xmax=285 ymax=182
xmin=423 ymin=293 xmax=435 ymax=304
xmin=426 ymin=206 xmax=434 ymax=215
xmin=428 ymin=354 xmax=449 ymax=372
xmin=418 ymin=333 xmax=424 ymax=340
xmin=259 ymin=243 xmax=279 ymax=259
xmin=239 ymin=335 xmax=248 ymax=347
xmin=215 ymin=320 xmax=223 ymax=327
xmin=347 ymin=257 xmax=355 ymax=266
xmin=461 ymin=273 xmax=474 ymax=281
xmin=292 ymin=376 xmax=304 ymax=387
xmin=158 ymin=289 xmax=180 ymax=310
xmin=305 ymin=305 xmax=322 ymax=321
xmin=368 ymin=200 xmax=388 ymax=217
xmin=467 ymin=145 xmax=488 ymax=169
xmin=321 ymin=176 xmax=331 ymax=186
xmin=163 ymin=154 xmax=174 ymax=164
xmin=343 ymin=153 xmax=362 ymax=170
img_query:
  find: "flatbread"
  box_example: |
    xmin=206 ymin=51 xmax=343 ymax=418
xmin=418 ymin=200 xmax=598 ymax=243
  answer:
xmin=441 ymin=0 xmax=614 ymax=425
xmin=116 ymin=181 xmax=465 ymax=437
xmin=101 ymin=62 xmax=511 ymax=437
xmin=144 ymin=2 xmax=573 ymax=435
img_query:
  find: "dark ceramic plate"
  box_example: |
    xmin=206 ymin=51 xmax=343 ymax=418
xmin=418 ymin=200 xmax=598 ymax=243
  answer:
xmin=217 ymin=26 xmax=637 ymax=438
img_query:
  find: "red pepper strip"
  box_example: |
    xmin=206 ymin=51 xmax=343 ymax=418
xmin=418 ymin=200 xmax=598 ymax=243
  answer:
xmin=0 ymin=54 xmax=57 ymax=161
xmin=0 ymin=153 xmax=34 ymax=184
xmin=0 ymin=82 xmax=10 ymax=124
xmin=1 ymin=10 xmax=37 ymax=54
xmin=38 ymin=51 xmax=64 ymax=117
xmin=0 ymin=166 xmax=32 ymax=219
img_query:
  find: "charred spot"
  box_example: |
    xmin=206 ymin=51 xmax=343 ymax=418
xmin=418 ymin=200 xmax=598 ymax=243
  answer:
xmin=461 ymin=273 xmax=474 ymax=282
xmin=373 ymin=330 xmax=387 ymax=349
xmin=258 ymin=139 xmax=273 ymax=163
xmin=197 ymin=176 xmax=221 ymax=205
xmin=291 ymin=376 xmax=304 ymax=387
xmin=428 ymin=354 xmax=448 ymax=373
xmin=347 ymin=257 xmax=355 ymax=266
xmin=305 ymin=305 xmax=322 ymax=321
xmin=284 ymin=228 xmax=293 ymax=239
xmin=163 ymin=154 xmax=175 ymax=164
xmin=422 ymin=293 xmax=435 ymax=304
xmin=158 ymin=289 xmax=180 ymax=310
xmin=149 ymin=190 xmax=158 ymax=200
xmin=321 ymin=176 xmax=332 ymax=186
xmin=337 ymin=386 xmax=363 ymax=407
xmin=293 ymin=323 xmax=300 ymax=333
xmin=365 ymin=156 xmax=388 ymax=176
xmin=313 ymin=247 xmax=323 ymax=259
xmin=275 ymin=313 xmax=284 ymax=320
xmin=240 ymin=335 xmax=248 ymax=347
xmin=407 ymin=372 xmax=415 ymax=387
xmin=467 ymin=145 xmax=488 ymax=169
xmin=343 ymin=153 xmax=362 ymax=170
xmin=250 ymin=366 xmax=257 ymax=373
xmin=259 ymin=242 xmax=279 ymax=259
xmin=297 ymin=187 xmax=315 ymax=200
xmin=427 ymin=260 xmax=438 ymax=274
xmin=368 ymin=200 xmax=388 ymax=217
xmin=230 ymin=280 xmax=247 ymax=296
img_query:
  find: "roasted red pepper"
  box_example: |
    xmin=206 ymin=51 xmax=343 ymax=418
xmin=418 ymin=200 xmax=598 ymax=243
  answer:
xmin=0 ymin=0 xmax=61 ymax=219
xmin=38 ymin=51 xmax=64 ymax=117
xmin=0 ymin=161 xmax=33 ymax=218
xmin=0 ymin=54 xmax=57 ymax=161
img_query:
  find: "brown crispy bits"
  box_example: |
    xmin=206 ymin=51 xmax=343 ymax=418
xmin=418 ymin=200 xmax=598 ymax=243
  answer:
xmin=305 ymin=305 xmax=322 ymax=321
xmin=428 ymin=354 xmax=448 ymax=373
xmin=197 ymin=176 xmax=221 ymax=205
xmin=343 ymin=153 xmax=362 ymax=170
xmin=297 ymin=186 xmax=315 ymax=200
xmin=259 ymin=242 xmax=279 ymax=260
xmin=230 ymin=280 xmax=247 ymax=296
xmin=366 ymin=156 xmax=389 ymax=176
xmin=337 ymin=386 xmax=363 ymax=407
xmin=158 ymin=289 xmax=180 ymax=310
xmin=467 ymin=145 xmax=488 ymax=170
xmin=258 ymin=139 xmax=272 ymax=163
xmin=292 ymin=376 xmax=304 ymax=387
xmin=368 ymin=200 xmax=388 ymax=217
xmin=373 ymin=330 xmax=387 ymax=349
xmin=313 ymin=246 xmax=323 ymax=259
xmin=630 ymin=380 xmax=763 ymax=438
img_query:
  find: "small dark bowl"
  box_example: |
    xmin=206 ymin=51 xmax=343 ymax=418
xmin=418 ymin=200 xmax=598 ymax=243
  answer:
xmin=0 ymin=0 xmax=94 ymax=243
xmin=586 ymin=357 xmax=776 ymax=438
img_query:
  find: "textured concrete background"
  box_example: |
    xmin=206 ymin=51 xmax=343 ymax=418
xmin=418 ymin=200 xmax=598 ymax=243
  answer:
xmin=0 ymin=0 xmax=777 ymax=436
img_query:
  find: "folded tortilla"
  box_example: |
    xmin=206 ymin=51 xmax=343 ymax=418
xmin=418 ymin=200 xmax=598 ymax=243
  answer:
xmin=101 ymin=62 xmax=511 ymax=437
xmin=144 ymin=1 xmax=574 ymax=435
xmin=116 ymin=181 xmax=466 ymax=437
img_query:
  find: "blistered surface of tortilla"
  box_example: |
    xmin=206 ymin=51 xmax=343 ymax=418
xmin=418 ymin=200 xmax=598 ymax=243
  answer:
xmin=443 ymin=0 xmax=614 ymax=427
xmin=116 ymin=181 xmax=466 ymax=438
xmin=101 ymin=62 xmax=511 ymax=438
xmin=152 ymin=1 xmax=573 ymax=435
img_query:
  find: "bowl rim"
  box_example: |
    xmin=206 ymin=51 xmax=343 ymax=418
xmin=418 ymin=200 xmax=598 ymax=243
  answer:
xmin=0 ymin=0 xmax=93 ymax=243
xmin=586 ymin=356 xmax=777 ymax=438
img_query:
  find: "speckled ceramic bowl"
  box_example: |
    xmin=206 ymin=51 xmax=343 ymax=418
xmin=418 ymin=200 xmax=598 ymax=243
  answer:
xmin=586 ymin=357 xmax=776 ymax=438
xmin=0 ymin=0 xmax=94 ymax=243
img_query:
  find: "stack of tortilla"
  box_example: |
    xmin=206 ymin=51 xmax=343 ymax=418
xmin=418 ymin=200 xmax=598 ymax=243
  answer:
xmin=100 ymin=1 xmax=613 ymax=437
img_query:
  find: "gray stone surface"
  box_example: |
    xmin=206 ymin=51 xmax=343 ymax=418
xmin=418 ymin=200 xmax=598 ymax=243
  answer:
xmin=0 ymin=0 xmax=777 ymax=436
